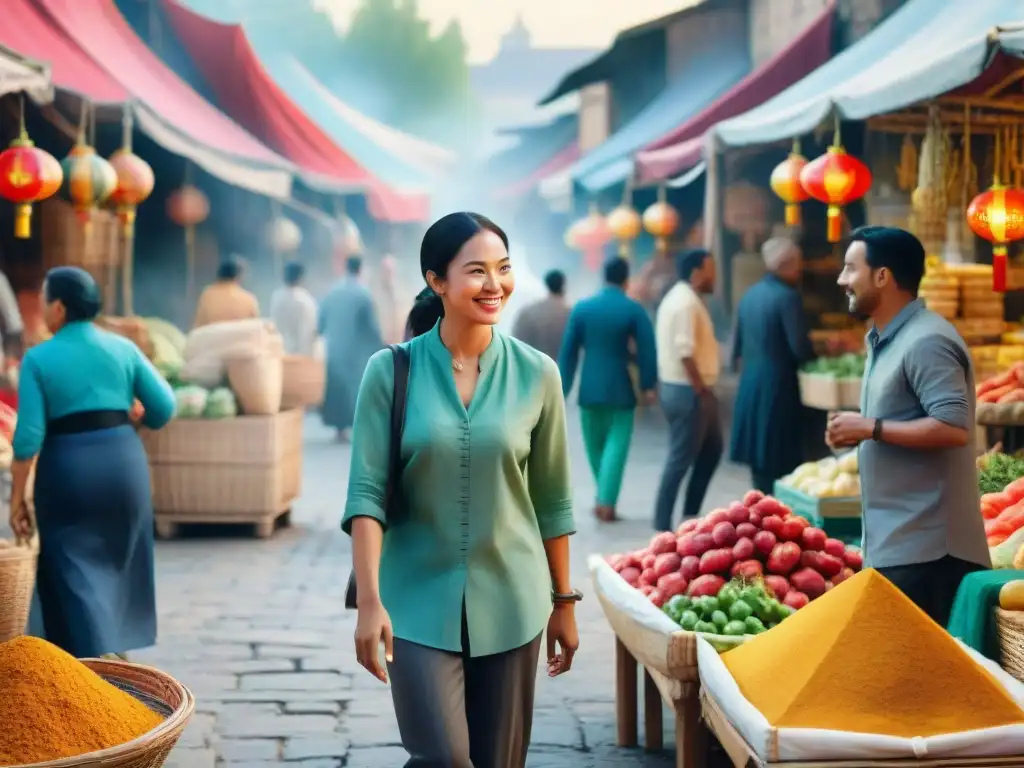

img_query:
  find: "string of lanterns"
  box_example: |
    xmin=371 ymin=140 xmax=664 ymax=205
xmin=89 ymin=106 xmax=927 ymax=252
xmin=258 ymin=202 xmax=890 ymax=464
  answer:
xmin=564 ymin=187 xmax=680 ymax=268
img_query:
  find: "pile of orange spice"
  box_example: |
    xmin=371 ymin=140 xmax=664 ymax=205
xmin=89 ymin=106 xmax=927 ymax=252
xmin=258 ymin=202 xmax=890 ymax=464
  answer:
xmin=722 ymin=569 xmax=1024 ymax=738
xmin=0 ymin=636 xmax=163 ymax=765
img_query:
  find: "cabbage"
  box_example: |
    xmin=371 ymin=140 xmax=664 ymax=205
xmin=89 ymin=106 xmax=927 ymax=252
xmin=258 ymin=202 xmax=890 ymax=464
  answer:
xmin=152 ymin=334 xmax=184 ymax=380
xmin=144 ymin=317 xmax=187 ymax=355
xmin=174 ymin=385 xmax=208 ymax=419
xmin=204 ymin=387 xmax=238 ymax=419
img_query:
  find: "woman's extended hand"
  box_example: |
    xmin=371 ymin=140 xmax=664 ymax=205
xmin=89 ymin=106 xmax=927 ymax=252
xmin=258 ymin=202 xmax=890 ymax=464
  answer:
xmin=9 ymin=493 xmax=32 ymax=541
xmin=546 ymin=603 xmax=579 ymax=677
xmin=129 ymin=399 xmax=145 ymax=425
xmin=354 ymin=598 xmax=394 ymax=683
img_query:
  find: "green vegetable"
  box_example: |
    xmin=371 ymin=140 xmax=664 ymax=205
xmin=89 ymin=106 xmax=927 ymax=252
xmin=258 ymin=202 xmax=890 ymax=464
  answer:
xmin=978 ymin=452 xmax=1024 ymax=494
xmin=738 ymin=588 xmax=761 ymax=612
xmin=723 ymin=620 xmax=747 ymax=636
xmin=665 ymin=595 xmax=689 ymax=616
xmin=745 ymin=616 xmax=767 ymax=634
xmin=802 ymin=352 xmax=865 ymax=378
xmin=678 ymin=610 xmax=699 ymax=631
xmin=716 ymin=585 xmax=739 ymax=609
xmin=174 ymin=385 xmax=208 ymax=418
xmin=203 ymin=387 xmax=238 ymax=419
xmin=700 ymin=596 xmax=720 ymax=615
xmin=711 ymin=610 xmax=728 ymax=630
xmin=728 ymin=600 xmax=753 ymax=621
xmin=694 ymin=620 xmax=718 ymax=635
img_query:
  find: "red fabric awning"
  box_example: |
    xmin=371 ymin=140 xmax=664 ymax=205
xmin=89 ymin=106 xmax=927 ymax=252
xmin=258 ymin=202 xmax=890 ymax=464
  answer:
xmin=159 ymin=0 xmax=428 ymax=222
xmin=493 ymin=142 xmax=581 ymax=201
xmin=635 ymin=4 xmax=834 ymax=184
xmin=38 ymin=0 xmax=290 ymax=172
xmin=0 ymin=0 xmax=127 ymax=103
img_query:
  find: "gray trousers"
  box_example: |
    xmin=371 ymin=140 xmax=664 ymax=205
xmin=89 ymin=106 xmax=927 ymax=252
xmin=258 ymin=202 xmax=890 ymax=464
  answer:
xmin=387 ymin=633 xmax=543 ymax=768
xmin=653 ymin=383 xmax=723 ymax=531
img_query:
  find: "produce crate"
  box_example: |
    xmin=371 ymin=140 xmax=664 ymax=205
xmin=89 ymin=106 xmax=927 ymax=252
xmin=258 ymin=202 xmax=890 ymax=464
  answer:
xmin=773 ymin=482 xmax=862 ymax=545
xmin=140 ymin=409 xmax=303 ymax=465
xmin=837 ymin=377 xmax=862 ymax=409
xmin=977 ymin=402 xmax=1024 ymax=427
xmin=798 ymin=372 xmax=841 ymax=411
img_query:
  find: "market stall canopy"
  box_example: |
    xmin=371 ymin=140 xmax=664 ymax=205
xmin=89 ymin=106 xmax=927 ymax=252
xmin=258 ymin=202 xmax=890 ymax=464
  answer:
xmin=487 ymin=113 xmax=578 ymax=194
xmin=572 ymin=46 xmax=750 ymax=193
xmin=635 ymin=3 xmax=834 ymax=184
xmin=159 ymin=0 xmax=430 ymax=221
xmin=493 ymin=142 xmax=580 ymax=201
xmin=34 ymin=0 xmax=294 ymax=199
xmin=0 ymin=45 xmax=52 ymax=103
xmin=712 ymin=0 xmax=1024 ymax=148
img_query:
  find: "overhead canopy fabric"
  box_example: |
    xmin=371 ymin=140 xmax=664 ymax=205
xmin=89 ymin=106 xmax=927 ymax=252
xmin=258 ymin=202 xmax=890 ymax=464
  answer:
xmin=493 ymin=143 xmax=580 ymax=201
xmin=37 ymin=0 xmax=294 ymax=199
xmin=713 ymin=0 xmax=1024 ymax=148
xmin=572 ymin=48 xmax=750 ymax=193
xmin=636 ymin=4 xmax=834 ymax=184
xmin=0 ymin=45 xmax=52 ymax=102
xmin=159 ymin=0 xmax=428 ymax=221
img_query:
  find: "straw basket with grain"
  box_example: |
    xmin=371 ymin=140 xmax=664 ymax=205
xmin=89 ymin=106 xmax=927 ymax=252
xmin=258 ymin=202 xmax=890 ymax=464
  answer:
xmin=227 ymin=353 xmax=283 ymax=415
xmin=0 ymin=536 xmax=36 ymax=643
xmin=995 ymin=608 xmax=1024 ymax=683
xmin=9 ymin=658 xmax=196 ymax=768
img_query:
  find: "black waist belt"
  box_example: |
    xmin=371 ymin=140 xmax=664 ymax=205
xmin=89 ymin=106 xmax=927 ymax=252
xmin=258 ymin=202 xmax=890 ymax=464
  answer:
xmin=48 ymin=409 xmax=130 ymax=436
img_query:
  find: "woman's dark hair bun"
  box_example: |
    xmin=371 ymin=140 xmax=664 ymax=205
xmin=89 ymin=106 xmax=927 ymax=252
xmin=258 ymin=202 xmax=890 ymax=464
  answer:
xmin=44 ymin=266 xmax=102 ymax=322
xmin=406 ymin=287 xmax=444 ymax=339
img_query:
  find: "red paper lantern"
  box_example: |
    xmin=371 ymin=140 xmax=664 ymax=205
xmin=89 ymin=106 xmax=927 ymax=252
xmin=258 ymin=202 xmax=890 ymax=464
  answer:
xmin=108 ymin=147 xmax=154 ymax=236
xmin=574 ymin=209 xmax=611 ymax=271
xmin=967 ymin=183 xmax=1024 ymax=292
xmin=770 ymin=145 xmax=809 ymax=227
xmin=0 ymin=129 xmax=62 ymax=239
xmin=607 ymin=205 xmax=642 ymax=257
xmin=166 ymin=184 xmax=210 ymax=227
xmin=799 ymin=145 xmax=872 ymax=243
xmin=642 ymin=200 xmax=680 ymax=253
xmin=60 ymin=141 xmax=118 ymax=224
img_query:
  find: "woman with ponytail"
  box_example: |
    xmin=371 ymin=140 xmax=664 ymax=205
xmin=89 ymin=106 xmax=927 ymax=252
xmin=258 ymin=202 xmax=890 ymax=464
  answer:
xmin=343 ymin=212 xmax=579 ymax=767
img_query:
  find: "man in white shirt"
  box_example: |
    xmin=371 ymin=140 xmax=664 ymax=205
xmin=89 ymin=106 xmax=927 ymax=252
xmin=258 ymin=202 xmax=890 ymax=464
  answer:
xmin=653 ymin=249 xmax=722 ymax=531
xmin=270 ymin=261 xmax=318 ymax=356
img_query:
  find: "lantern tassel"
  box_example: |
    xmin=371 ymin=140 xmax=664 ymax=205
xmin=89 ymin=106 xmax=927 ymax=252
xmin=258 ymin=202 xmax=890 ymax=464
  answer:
xmin=784 ymin=203 xmax=801 ymax=227
xmin=826 ymin=204 xmax=843 ymax=243
xmin=13 ymin=204 xmax=31 ymax=239
xmin=994 ymin=246 xmax=1008 ymax=292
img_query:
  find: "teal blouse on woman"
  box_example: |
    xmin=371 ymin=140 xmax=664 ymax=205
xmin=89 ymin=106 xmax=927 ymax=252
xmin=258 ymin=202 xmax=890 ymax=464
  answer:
xmin=342 ymin=322 xmax=575 ymax=657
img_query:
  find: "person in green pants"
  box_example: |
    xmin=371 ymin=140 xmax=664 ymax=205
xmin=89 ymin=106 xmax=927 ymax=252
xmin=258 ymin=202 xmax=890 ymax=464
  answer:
xmin=559 ymin=257 xmax=657 ymax=522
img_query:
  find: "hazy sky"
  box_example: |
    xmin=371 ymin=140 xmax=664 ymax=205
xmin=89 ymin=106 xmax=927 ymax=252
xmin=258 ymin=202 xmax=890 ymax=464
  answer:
xmin=314 ymin=0 xmax=698 ymax=63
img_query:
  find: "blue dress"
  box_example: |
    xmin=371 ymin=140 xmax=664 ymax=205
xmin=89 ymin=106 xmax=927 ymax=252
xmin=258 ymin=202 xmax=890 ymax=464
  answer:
xmin=14 ymin=321 xmax=176 ymax=656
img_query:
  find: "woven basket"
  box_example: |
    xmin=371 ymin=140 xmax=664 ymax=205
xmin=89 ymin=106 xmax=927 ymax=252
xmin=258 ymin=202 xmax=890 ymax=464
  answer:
xmin=227 ymin=354 xmax=283 ymax=415
xmin=140 ymin=409 xmax=303 ymax=466
xmin=995 ymin=608 xmax=1024 ymax=683
xmin=281 ymin=355 xmax=325 ymax=410
xmin=7 ymin=658 xmax=194 ymax=768
xmin=0 ymin=536 xmax=37 ymax=643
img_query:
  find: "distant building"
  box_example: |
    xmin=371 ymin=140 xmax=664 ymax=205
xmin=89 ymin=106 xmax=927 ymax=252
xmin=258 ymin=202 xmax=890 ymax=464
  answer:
xmin=470 ymin=17 xmax=596 ymax=155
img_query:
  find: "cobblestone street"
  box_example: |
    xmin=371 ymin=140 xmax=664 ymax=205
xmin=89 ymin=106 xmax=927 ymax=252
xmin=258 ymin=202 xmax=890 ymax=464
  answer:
xmin=136 ymin=406 xmax=749 ymax=767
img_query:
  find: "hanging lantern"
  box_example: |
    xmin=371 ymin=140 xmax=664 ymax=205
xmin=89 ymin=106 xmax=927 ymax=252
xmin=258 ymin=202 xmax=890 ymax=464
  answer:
xmin=269 ymin=216 xmax=302 ymax=253
xmin=0 ymin=123 xmax=63 ymax=239
xmin=770 ymin=141 xmax=809 ymax=227
xmin=606 ymin=205 xmax=642 ymax=257
xmin=966 ymin=182 xmax=1024 ymax=292
xmin=60 ymin=141 xmax=118 ymax=224
xmin=335 ymin=214 xmax=363 ymax=254
xmin=799 ymin=130 xmax=872 ymax=244
xmin=108 ymin=147 xmax=154 ymax=237
xmin=572 ymin=206 xmax=611 ymax=270
xmin=166 ymin=184 xmax=209 ymax=227
xmin=642 ymin=190 xmax=680 ymax=255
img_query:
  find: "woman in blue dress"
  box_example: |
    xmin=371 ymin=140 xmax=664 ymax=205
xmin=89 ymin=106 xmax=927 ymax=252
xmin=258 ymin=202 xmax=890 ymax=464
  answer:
xmin=8 ymin=267 xmax=176 ymax=658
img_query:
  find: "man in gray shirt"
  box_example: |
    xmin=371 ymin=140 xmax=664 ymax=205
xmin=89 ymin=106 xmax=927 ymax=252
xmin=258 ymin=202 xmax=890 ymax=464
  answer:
xmin=827 ymin=226 xmax=988 ymax=626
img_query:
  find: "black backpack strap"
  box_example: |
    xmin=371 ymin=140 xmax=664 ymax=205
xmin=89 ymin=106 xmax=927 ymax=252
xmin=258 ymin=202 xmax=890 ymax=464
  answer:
xmin=384 ymin=344 xmax=411 ymax=521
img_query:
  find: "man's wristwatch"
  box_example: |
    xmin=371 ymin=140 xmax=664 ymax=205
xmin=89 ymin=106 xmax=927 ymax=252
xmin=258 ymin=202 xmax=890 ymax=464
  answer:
xmin=872 ymin=418 xmax=884 ymax=442
xmin=552 ymin=588 xmax=584 ymax=604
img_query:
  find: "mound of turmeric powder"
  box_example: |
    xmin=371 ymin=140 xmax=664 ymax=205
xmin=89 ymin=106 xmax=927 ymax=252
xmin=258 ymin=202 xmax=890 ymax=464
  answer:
xmin=0 ymin=636 xmax=164 ymax=765
xmin=722 ymin=568 xmax=1024 ymax=738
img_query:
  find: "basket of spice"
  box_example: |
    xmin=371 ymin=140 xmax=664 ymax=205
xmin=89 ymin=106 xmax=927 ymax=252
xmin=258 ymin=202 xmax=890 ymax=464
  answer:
xmin=0 ymin=636 xmax=194 ymax=767
xmin=0 ymin=536 xmax=37 ymax=644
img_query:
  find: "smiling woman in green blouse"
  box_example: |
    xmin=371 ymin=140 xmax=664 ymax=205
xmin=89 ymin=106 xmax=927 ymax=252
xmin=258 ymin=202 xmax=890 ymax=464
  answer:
xmin=343 ymin=212 xmax=579 ymax=768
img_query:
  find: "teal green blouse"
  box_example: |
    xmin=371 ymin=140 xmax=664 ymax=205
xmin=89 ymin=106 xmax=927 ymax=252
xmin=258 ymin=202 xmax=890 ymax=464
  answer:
xmin=342 ymin=323 xmax=575 ymax=657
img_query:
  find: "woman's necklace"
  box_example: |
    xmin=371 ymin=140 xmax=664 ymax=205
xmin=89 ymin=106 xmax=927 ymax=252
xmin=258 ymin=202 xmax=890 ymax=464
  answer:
xmin=451 ymin=357 xmax=465 ymax=372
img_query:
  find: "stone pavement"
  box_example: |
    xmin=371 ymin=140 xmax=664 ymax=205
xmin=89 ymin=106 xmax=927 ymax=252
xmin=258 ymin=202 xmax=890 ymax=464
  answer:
xmin=135 ymin=406 xmax=751 ymax=767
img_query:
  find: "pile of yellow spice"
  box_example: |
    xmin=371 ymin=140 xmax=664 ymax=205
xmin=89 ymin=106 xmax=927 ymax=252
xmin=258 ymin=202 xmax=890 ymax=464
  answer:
xmin=0 ymin=636 xmax=164 ymax=765
xmin=722 ymin=568 xmax=1024 ymax=738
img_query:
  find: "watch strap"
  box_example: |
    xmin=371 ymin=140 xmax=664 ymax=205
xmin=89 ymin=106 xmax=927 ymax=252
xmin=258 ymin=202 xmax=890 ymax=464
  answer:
xmin=552 ymin=588 xmax=583 ymax=603
xmin=872 ymin=418 xmax=884 ymax=441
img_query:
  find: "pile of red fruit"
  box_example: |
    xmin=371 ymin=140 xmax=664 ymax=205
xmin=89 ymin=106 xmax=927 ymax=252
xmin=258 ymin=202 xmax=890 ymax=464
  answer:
xmin=605 ymin=491 xmax=863 ymax=610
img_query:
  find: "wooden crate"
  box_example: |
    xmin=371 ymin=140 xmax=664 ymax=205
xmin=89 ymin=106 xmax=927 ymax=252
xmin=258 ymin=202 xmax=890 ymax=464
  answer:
xmin=141 ymin=409 xmax=303 ymax=466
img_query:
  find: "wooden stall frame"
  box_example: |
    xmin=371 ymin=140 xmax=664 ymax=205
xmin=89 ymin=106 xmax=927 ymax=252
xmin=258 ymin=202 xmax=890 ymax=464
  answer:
xmin=615 ymin=637 xmax=709 ymax=768
xmin=700 ymin=690 xmax=1024 ymax=768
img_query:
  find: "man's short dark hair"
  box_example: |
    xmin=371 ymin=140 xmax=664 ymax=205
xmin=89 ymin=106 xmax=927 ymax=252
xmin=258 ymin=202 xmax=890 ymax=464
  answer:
xmin=346 ymin=255 xmax=363 ymax=275
xmin=604 ymin=256 xmax=629 ymax=287
xmin=217 ymin=256 xmax=244 ymax=281
xmin=284 ymin=261 xmax=305 ymax=286
xmin=848 ymin=226 xmax=925 ymax=295
xmin=543 ymin=269 xmax=565 ymax=295
xmin=676 ymin=249 xmax=710 ymax=282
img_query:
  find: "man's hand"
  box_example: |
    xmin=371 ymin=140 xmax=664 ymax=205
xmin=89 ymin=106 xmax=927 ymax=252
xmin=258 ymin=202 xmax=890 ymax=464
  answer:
xmin=826 ymin=411 xmax=873 ymax=449
xmin=641 ymin=390 xmax=657 ymax=407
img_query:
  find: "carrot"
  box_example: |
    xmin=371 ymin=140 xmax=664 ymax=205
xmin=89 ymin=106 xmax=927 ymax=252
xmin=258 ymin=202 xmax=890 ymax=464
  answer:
xmin=983 ymin=491 xmax=1015 ymax=512
xmin=986 ymin=520 xmax=1014 ymax=538
xmin=979 ymin=368 xmax=1017 ymax=396
xmin=982 ymin=503 xmax=1001 ymax=520
xmin=989 ymin=535 xmax=1009 ymax=547
xmin=1005 ymin=477 xmax=1024 ymax=502
xmin=998 ymin=388 xmax=1024 ymax=404
xmin=980 ymin=383 xmax=1020 ymax=403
